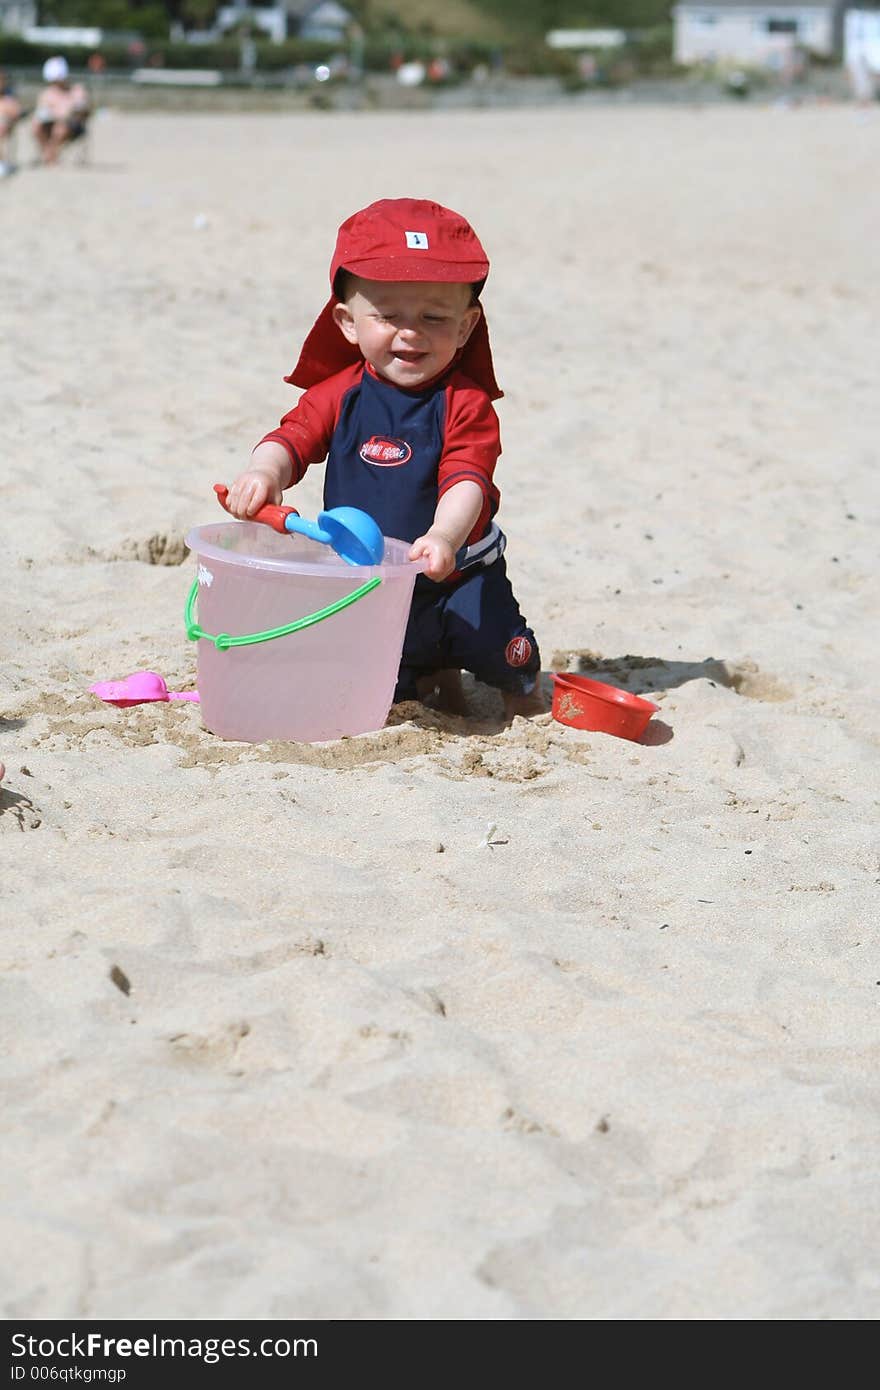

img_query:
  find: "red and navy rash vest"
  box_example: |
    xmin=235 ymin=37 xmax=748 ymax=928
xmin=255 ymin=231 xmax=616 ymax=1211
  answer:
xmin=259 ymin=361 xmax=501 ymax=550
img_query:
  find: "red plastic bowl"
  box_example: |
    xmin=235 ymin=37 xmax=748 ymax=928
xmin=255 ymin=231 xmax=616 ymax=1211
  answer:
xmin=551 ymin=673 xmax=659 ymax=741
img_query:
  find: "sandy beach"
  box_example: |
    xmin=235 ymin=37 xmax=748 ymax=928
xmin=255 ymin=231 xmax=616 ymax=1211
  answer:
xmin=2 ymin=101 xmax=879 ymax=1320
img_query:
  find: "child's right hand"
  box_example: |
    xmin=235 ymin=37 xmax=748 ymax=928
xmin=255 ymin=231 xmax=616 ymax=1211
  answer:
xmin=225 ymin=469 xmax=283 ymax=519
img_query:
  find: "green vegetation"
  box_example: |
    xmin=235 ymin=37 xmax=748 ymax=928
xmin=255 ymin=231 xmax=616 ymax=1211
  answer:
xmin=26 ymin=0 xmax=674 ymax=43
xmin=354 ymin=1 xmax=674 ymax=37
xmin=2 ymin=0 xmax=676 ymax=77
xmin=457 ymin=1 xmax=673 ymax=33
xmin=35 ymin=0 xmax=169 ymax=39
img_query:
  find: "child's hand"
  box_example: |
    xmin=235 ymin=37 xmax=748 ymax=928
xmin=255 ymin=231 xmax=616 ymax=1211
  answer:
xmin=409 ymin=530 xmax=456 ymax=582
xmin=225 ymin=469 xmax=283 ymax=519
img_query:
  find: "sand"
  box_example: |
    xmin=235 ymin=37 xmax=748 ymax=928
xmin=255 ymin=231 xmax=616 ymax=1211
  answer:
xmin=2 ymin=102 xmax=879 ymax=1321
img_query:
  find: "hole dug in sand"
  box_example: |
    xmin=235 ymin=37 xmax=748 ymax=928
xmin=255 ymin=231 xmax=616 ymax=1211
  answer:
xmin=551 ymin=650 xmax=793 ymax=703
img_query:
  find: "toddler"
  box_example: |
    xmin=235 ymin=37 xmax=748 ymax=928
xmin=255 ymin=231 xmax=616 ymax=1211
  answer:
xmin=226 ymin=197 xmax=542 ymax=717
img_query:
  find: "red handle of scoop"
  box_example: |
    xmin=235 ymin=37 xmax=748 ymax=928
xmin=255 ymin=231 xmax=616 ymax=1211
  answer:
xmin=213 ymin=483 xmax=299 ymax=534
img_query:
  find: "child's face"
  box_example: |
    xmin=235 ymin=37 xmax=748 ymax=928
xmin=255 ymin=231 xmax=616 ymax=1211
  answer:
xmin=332 ymin=276 xmax=481 ymax=389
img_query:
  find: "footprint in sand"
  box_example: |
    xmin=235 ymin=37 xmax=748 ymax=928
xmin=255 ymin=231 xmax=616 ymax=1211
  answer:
xmin=166 ymin=1020 xmax=251 ymax=1067
xmin=72 ymin=533 xmax=191 ymax=566
xmin=108 ymin=532 xmax=191 ymax=566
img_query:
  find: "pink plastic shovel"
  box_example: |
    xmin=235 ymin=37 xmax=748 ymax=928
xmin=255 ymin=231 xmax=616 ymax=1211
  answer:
xmin=89 ymin=672 xmax=200 ymax=707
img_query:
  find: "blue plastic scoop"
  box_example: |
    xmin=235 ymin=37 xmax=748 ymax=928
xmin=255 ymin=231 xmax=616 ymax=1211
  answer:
xmin=284 ymin=507 xmax=385 ymax=567
xmin=214 ymin=485 xmax=385 ymax=566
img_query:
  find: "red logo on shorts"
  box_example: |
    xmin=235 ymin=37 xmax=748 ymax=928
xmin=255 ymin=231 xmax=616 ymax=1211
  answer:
xmin=359 ymin=436 xmax=412 ymax=466
xmin=505 ymin=636 xmax=533 ymax=668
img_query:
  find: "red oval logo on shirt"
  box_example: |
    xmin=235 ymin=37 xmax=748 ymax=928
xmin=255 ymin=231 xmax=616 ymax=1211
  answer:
xmin=505 ymin=636 xmax=533 ymax=668
xmin=359 ymin=435 xmax=413 ymax=466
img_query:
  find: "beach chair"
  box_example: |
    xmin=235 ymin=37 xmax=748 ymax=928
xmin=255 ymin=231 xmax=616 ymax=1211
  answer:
xmin=28 ymin=108 xmax=93 ymax=169
xmin=64 ymin=110 xmax=92 ymax=166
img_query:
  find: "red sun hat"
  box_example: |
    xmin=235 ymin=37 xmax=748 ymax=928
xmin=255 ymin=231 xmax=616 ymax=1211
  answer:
xmin=285 ymin=198 xmax=502 ymax=400
xmin=329 ymin=198 xmax=491 ymax=285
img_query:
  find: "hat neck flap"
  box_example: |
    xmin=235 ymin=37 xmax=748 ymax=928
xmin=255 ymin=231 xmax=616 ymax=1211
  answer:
xmin=284 ymin=297 xmax=503 ymax=401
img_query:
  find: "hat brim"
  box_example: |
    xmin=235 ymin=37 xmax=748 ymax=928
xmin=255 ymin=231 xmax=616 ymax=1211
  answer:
xmin=336 ymin=255 xmax=489 ymax=285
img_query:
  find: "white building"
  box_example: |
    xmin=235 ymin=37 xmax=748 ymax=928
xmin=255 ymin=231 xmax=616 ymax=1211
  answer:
xmin=673 ymin=1 xmax=843 ymax=65
xmin=214 ymin=1 xmax=351 ymax=45
xmin=299 ymin=1 xmax=351 ymax=41
xmin=0 ymin=0 xmax=37 ymax=34
xmin=215 ymin=3 xmax=288 ymax=44
xmin=844 ymin=7 xmax=880 ymax=65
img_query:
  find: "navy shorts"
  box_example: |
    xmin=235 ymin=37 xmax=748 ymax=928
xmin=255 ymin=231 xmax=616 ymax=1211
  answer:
xmin=395 ymin=558 xmax=541 ymax=701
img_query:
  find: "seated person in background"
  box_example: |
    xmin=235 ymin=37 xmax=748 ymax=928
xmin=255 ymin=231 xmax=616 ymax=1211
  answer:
xmin=0 ymin=70 xmax=23 ymax=176
xmin=32 ymin=56 xmax=90 ymax=166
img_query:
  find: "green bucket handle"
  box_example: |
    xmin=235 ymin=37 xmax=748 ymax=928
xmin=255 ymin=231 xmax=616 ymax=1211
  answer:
xmin=184 ymin=574 xmax=381 ymax=652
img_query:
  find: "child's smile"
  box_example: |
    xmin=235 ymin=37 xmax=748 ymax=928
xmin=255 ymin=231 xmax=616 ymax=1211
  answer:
xmin=334 ymin=277 xmax=481 ymax=389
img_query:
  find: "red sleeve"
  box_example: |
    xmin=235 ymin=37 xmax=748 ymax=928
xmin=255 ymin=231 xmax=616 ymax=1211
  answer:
xmin=258 ymin=365 xmax=360 ymax=484
xmin=437 ymin=376 xmax=502 ymax=543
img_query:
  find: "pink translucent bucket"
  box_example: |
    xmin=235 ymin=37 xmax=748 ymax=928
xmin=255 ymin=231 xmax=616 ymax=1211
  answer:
xmin=185 ymin=522 xmax=422 ymax=743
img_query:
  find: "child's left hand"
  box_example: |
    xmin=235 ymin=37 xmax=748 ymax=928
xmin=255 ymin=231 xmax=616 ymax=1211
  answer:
xmin=409 ymin=530 xmax=456 ymax=582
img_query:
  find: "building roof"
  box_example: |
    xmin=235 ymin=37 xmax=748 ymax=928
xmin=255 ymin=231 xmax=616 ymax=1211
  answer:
xmin=285 ymin=0 xmax=351 ymax=17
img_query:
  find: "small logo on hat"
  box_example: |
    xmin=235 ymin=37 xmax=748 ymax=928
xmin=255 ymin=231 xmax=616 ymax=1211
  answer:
xmin=505 ymin=636 xmax=533 ymax=668
xmin=360 ymin=435 xmax=413 ymax=466
xmin=405 ymin=231 xmax=429 ymax=249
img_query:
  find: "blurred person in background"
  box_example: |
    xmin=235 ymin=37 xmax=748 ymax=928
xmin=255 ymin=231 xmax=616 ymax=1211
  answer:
xmin=0 ymin=69 xmax=23 ymax=176
xmin=32 ymin=56 xmax=90 ymax=166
